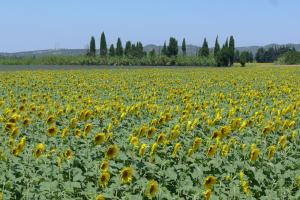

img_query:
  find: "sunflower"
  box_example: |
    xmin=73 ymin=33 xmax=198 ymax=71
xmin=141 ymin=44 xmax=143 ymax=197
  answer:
xmin=95 ymin=194 xmax=105 ymax=200
xmin=145 ymin=179 xmax=158 ymax=199
xmin=64 ymin=149 xmax=73 ymax=160
xmin=203 ymin=176 xmax=217 ymax=189
xmin=10 ymin=127 xmax=19 ymax=139
xmin=267 ymin=145 xmax=276 ymax=160
xmin=207 ymin=145 xmax=217 ymax=157
xmin=192 ymin=137 xmax=201 ymax=151
xmin=139 ymin=144 xmax=147 ymax=157
xmin=150 ymin=142 xmax=158 ymax=157
xmin=4 ymin=122 xmax=15 ymax=131
xmin=47 ymin=126 xmax=57 ymax=137
xmin=22 ymin=118 xmax=30 ymax=127
xmin=156 ymin=133 xmax=166 ymax=144
xmin=61 ymin=128 xmax=69 ymax=138
xmin=84 ymin=123 xmax=92 ymax=136
xmin=11 ymin=147 xmax=20 ymax=157
xmin=98 ymin=171 xmax=110 ymax=187
xmin=120 ymin=167 xmax=133 ymax=184
xmin=278 ymin=135 xmax=287 ymax=149
xmin=94 ymin=133 xmax=106 ymax=145
xmin=69 ymin=118 xmax=77 ymax=128
xmin=46 ymin=115 xmax=55 ymax=125
xmin=105 ymin=144 xmax=119 ymax=159
xmin=250 ymin=148 xmax=260 ymax=161
xmin=130 ymin=136 xmax=139 ymax=148
xmin=221 ymin=144 xmax=229 ymax=157
xmin=100 ymin=160 xmax=109 ymax=172
xmin=147 ymin=126 xmax=156 ymax=138
xmin=241 ymin=180 xmax=250 ymax=194
xmin=33 ymin=143 xmax=46 ymax=158
xmin=203 ymin=189 xmax=211 ymax=200
xmin=74 ymin=128 xmax=81 ymax=138
xmin=172 ymin=142 xmax=181 ymax=158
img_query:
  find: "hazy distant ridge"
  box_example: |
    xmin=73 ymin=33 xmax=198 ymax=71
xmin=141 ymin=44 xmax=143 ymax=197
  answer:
xmin=1 ymin=44 xmax=299 ymax=57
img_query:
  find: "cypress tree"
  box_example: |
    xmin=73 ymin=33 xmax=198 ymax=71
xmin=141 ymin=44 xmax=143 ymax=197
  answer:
xmin=200 ymin=38 xmax=209 ymax=57
xmin=109 ymin=44 xmax=115 ymax=57
xmin=89 ymin=36 xmax=96 ymax=56
xmin=182 ymin=38 xmax=187 ymax=56
xmin=116 ymin=38 xmax=123 ymax=56
xmin=100 ymin=32 xmax=107 ymax=56
xmin=167 ymin=37 xmax=178 ymax=57
xmin=229 ymin=36 xmax=235 ymax=66
xmin=124 ymin=41 xmax=132 ymax=57
xmin=214 ymin=36 xmax=220 ymax=58
xmin=162 ymin=42 xmax=167 ymax=56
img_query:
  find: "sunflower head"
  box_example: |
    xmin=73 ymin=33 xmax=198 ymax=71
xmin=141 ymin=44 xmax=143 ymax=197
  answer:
xmin=64 ymin=149 xmax=73 ymax=160
xmin=130 ymin=136 xmax=139 ymax=148
xmin=46 ymin=115 xmax=55 ymax=125
xmin=250 ymin=148 xmax=260 ymax=161
xmin=22 ymin=118 xmax=31 ymax=127
xmin=95 ymin=194 xmax=105 ymax=200
xmin=120 ymin=167 xmax=133 ymax=184
xmin=139 ymin=144 xmax=147 ymax=157
xmin=98 ymin=171 xmax=110 ymax=187
xmin=207 ymin=145 xmax=217 ymax=157
xmin=105 ymin=144 xmax=119 ymax=159
xmin=84 ymin=123 xmax=93 ymax=135
xmin=33 ymin=143 xmax=46 ymax=158
xmin=94 ymin=133 xmax=106 ymax=145
xmin=145 ymin=179 xmax=159 ymax=199
xmin=203 ymin=176 xmax=217 ymax=189
xmin=156 ymin=133 xmax=166 ymax=144
xmin=48 ymin=126 xmax=57 ymax=137
xmin=203 ymin=189 xmax=212 ymax=200
xmin=100 ymin=160 xmax=109 ymax=172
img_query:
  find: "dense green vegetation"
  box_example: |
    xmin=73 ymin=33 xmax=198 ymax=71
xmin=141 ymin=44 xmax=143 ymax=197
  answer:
xmin=277 ymin=51 xmax=300 ymax=65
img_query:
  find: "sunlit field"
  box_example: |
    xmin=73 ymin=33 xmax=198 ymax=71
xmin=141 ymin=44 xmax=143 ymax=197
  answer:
xmin=0 ymin=65 xmax=299 ymax=200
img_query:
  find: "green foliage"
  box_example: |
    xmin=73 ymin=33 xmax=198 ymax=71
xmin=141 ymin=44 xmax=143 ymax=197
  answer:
xmin=182 ymin=38 xmax=187 ymax=56
xmin=240 ymin=51 xmax=248 ymax=67
xmin=255 ymin=46 xmax=295 ymax=63
xmin=109 ymin=44 xmax=115 ymax=57
xmin=100 ymin=32 xmax=108 ymax=56
xmin=277 ymin=51 xmax=300 ymax=65
xmin=161 ymin=42 xmax=167 ymax=56
xmin=89 ymin=36 xmax=96 ymax=57
xmin=167 ymin=37 xmax=178 ymax=57
xmin=199 ymin=38 xmax=209 ymax=57
xmin=116 ymin=38 xmax=123 ymax=56
xmin=229 ymin=36 xmax=235 ymax=66
xmin=214 ymin=36 xmax=220 ymax=58
xmin=124 ymin=41 xmax=132 ymax=57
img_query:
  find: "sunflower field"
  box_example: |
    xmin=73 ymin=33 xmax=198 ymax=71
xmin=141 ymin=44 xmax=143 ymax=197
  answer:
xmin=0 ymin=66 xmax=299 ymax=200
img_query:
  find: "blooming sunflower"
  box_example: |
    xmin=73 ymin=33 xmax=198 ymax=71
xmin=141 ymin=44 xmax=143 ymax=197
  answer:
xmin=84 ymin=123 xmax=93 ymax=136
xmin=278 ymin=135 xmax=287 ymax=149
xmin=47 ymin=126 xmax=57 ymax=137
xmin=203 ymin=176 xmax=217 ymax=189
xmin=172 ymin=142 xmax=181 ymax=158
xmin=100 ymin=160 xmax=109 ymax=172
xmin=207 ymin=145 xmax=217 ymax=157
xmin=98 ymin=171 xmax=110 ymax=187
xmin=120 ymin=167 xmax=133 ymax=184
xmin=139 ymin=144 xmax=147 ymax=157
xmin=105 ymin=144 xmax=119 ymax=159
xmin=33 ymin=143 xmax=46 ymax=158
xmin=203 ymin=189 xmax=211 ymax=200
xmin=267 ymin=145 xmax=276 ymax=160
xmin=192 ymin=137 xmax=202 ymax=151
xmin=130 ymin=136 xmax=139 ymax=148
xmin=250 ymin=148 xmax=260 ymax=161
xmin=145 ymin=179 xmax=159 ymax=199
xmin=64 ymin=149 xmax=73 ymax=160
xmin=94 ymin=133 xmax=106 ymax=145
xmin=156 ymin=133 xmax=166 ymax=144
xmin=95 ymin=194 xmax=105 ymax=200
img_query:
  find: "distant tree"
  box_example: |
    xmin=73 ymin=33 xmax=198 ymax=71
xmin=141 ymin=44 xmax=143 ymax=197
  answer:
xmin=149 ymin=49 xmax=156 ymax=57
xmin=240 ymin=51 xmax=248 ymax=67
xmin=109 ymin=44 xmax=115 ymax=57
xmin=89 ymin=36 xmax=96 ymax=56
xmin=162 ymin=42 xmax=167 ymax=56
xmin=100 ymin=32 xmax=107 ymax=56
xmin=229 ymin=36 xmax=235 ymax=66
xmin=200 ymin=38 xmax=209 ymax=57
xmin=214 ymin=36 xmax=220 ymax=58
xmin=136 ymin=42 xmax=145 ymax=58
xmin=116 ymin=38 xmax=123 ymax=56
xmin=216 ymin=39 xmax=230 ymax=66
xmin=124 ymin=41 xmax=132 ymax=57
xmin=167 ymin=37 xmax=178 ymax=57
xmin=234 ymin=50 xmax=240 ymax=63
xmin=182 ymin=38 xmax=187 ymax=56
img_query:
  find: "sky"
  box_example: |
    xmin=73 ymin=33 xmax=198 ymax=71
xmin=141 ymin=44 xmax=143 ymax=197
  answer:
xmin=0 ymin=0 xmax=299 ymax=52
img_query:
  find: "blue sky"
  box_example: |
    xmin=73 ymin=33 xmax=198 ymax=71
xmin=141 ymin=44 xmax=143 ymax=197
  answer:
xmin=0 ymin=0 xmax=299 ymax=52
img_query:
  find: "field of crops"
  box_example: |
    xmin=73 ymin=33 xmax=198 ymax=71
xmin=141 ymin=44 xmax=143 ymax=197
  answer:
xmin=0 ymin=66 xmax=299 ymax=200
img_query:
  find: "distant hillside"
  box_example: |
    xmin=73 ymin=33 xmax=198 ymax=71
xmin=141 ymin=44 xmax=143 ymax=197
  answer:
xmin=1 ymin=44 xmax=299 ymax=57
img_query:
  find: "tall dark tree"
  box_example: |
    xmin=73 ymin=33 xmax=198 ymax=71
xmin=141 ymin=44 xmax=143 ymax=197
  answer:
xmin=167 ymin=37 xmax=178 ymax=57
xmin=200 ymin=38 xmax=209 ymax=57
xmin=182 ymin=38 xmax=187 ymax=56
xmin=89 ymin=36 xmax=96 ymax=56
xmin=214 ymin=36 xmax=220 ymax=57
xmin=162 ymin=42 xmax=167 ymax=56
xmin=124 ymin=41 xmax=132 ymax=57
xmin=116 ymin=38 xmax=123 ymax=56
xmin=216 ymin=39 xmax=230 ymax=66
xmin=100 ymin=32 xmax=107 ymax=56
xmin=229 ymin=36 xmax=235 ymax=66
xmin=109 ymin=44 xmax=115 ymax=57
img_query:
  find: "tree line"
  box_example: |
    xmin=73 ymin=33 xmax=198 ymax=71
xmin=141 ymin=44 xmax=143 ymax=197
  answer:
xmin=87 ymin=32 xmax=237 ymax=66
